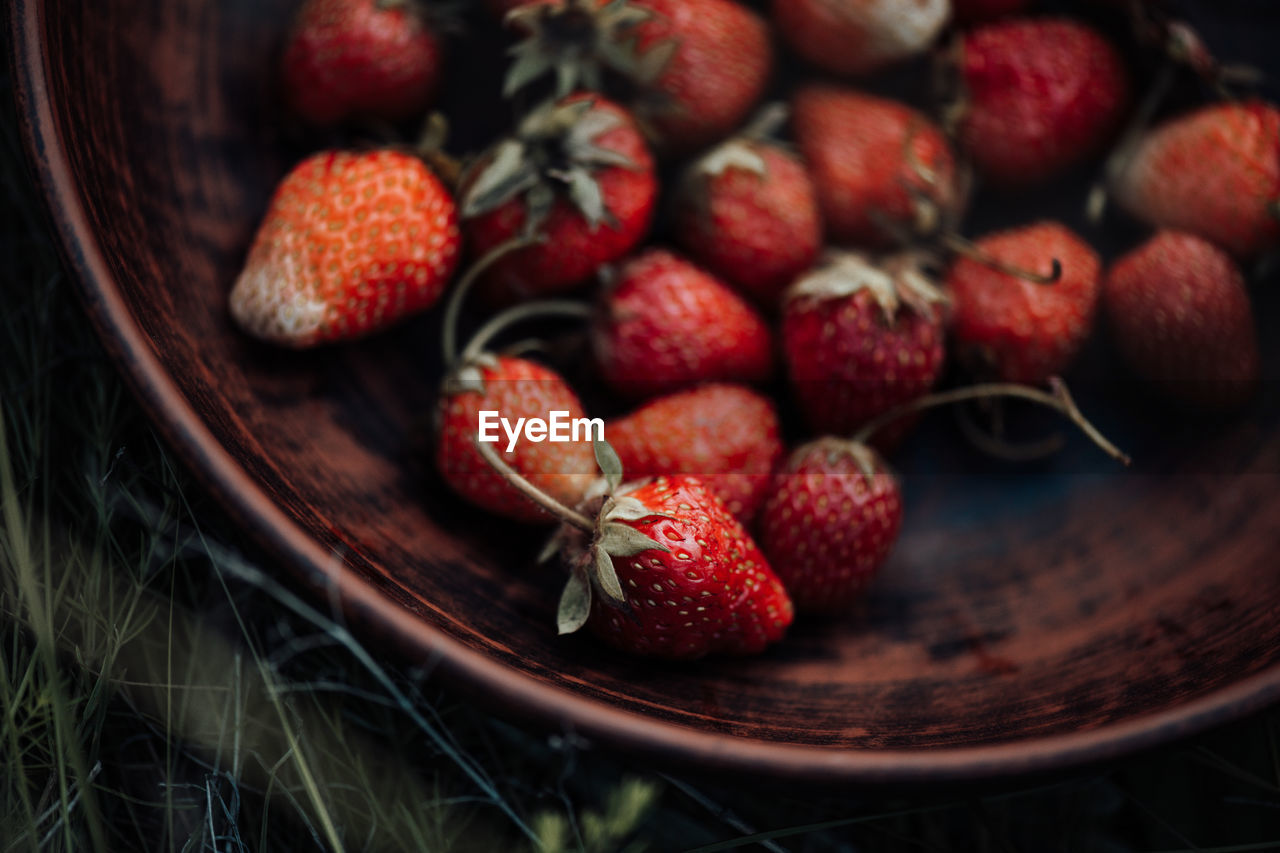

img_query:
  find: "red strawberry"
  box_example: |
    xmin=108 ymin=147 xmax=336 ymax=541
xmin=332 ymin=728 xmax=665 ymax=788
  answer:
xmin=1104 ymin=231 xmax=1260 ymax=410
xmin=671 ymin=136 xmax=823 ymax=308
xmin=954 ymin=18 xmax=1130 ymax=188
xmin=436 ymin=355 xmax=597 ymax=523
xmin=947 ymin=221 xmax=1101 ymax=385
xmin=230 ymin=149 xmax=460 ymax=347
xmin=554 ymin=473 xmax=793 ymax=659
xmin=782 ymin=251 xmax=947 ymax=441
xmin=591 ymin=249 xmax=774 ymax=400
xmin=758 ymin=439 xmax=902 ymax=613
xmin=1112 ymin=100 xmax=1280 ymax=259
xmin=282 ymin=0 xmax=446 ymax=126
xmin=772 ymin=0 xmax=950 ymax=77
xmin=952 ymin=0 xmax=1030 ymax=24
xmin=606 ymin=384 xmax=784 ymax=524
xmin=459 ymin=94 xmax=656 ymax=303
xmin=500 ymin=0 xmax=774 ymax=152
xmin=792 ymin=86 xmax=960 ymax=249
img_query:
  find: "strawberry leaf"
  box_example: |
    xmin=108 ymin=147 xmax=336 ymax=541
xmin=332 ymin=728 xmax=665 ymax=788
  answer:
xmin=557 ymin=561 xmax=593 ymax=635
xmin=523 ymin=182 xmax=556 ymax=237
xmin=599 ymin=521 xmax=669 ymax=557
xmin=504 ymin=44 xmax=557 ymax=99
xmin=603 ymin=495 xmax=660 ymax=523
xmin=562 ymin=167 xmax=611 ymax=229
xmin=501 ymin=0 xmax=655 ymax=100
xmin=633 ymin=37 xmax=677 ymax=85
xmin=538 ymin=528 xmax=564 ymax=564
xmin=462 ymin=140 xmax=538 ymax=218
xmin=594 ymin=437 xmax=624 ymax=492
xmin=592 ymin=545 xmax=627 ymax=604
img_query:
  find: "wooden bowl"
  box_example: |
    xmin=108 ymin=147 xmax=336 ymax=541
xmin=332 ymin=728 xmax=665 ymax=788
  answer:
xmin=13 ymin=0 xmax=1280 ymax=784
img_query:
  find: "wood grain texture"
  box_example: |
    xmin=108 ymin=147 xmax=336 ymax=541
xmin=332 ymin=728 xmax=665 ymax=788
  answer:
xmin=11 ymin=0 xmax=1280 ymax=784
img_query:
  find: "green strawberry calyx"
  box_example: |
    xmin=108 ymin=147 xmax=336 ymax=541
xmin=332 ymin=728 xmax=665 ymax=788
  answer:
xmin=786 ymin=250 xmax=947 ymax=326
xmin=502 ymin=0 xmax=677 ymax=99
xmin=460 ymin=97 xmax=641 ymax=236
xmin=473 ymin=435 xmax=674 ymax=636
xmin=556 ymin=438 xmax=676 ymax=635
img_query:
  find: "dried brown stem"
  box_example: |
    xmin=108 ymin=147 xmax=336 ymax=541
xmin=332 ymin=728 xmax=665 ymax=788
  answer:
xmin=459 ymin=300 xmax=592 ymax=365
xmin=942 ymin=234 xmax=1062 ymax=285
xmin=441 ymin=235 xmax=543 ymax=366
xmin=475 ymin=439 xmax=596 ymax=532
xmin=852 ymin=380 xmax=1131 ymax=465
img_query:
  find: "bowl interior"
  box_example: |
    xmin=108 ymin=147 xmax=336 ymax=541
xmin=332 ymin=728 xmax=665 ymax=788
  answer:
xmin=18 ymin=0 xmax=1280 ymax=780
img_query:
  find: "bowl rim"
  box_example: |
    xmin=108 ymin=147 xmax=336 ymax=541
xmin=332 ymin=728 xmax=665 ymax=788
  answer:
xmin=13 ymin=0 xmax=1280 ymax=786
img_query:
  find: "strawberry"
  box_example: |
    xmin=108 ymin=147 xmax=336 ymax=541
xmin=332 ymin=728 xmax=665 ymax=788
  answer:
xmin=782 ymin=251 xmax=947 ymax=441
xmin=282 ymin=0 xmax=446 ymax=126
xmin=758 ymin=439 xmax=902 ymax=613
xmin=792 ymin=86 xmax=960 ymax=250
xmin=772 ymin=0 xmax=950 ymax=77
xmin=1104 ymin=231 xmax=1260 ymax=410
xmin=476 ymin=435 xmax=793 ymax=659
xmin=557 ymin=473 xmax=793 ymax=660
xmin=591 ymin=249 xmax=774 ymax=400
xmin=671 ymin=135 xmax=823 ymax=308
xmin=436 ymin=355 xmax=597 ymax=523
xmin=952 ymin=0 xmax=1029 ymax=24
xmin=1112 ymin=100 xmax=1280 ymax=259
xmin=500 ymin=0 xmax=774 ymax=152
xmin=953 ymin=17 xmax=1130 ymax=188
xmin=606 ymin=384 xmax=784 ymax=524
xmin=229 ymin=149 xmax=460 ymax=347
xmin=459 ymin=94 xmax=656 ymax=303
xmin=946 ymin=221 xmax=1101 ymax=385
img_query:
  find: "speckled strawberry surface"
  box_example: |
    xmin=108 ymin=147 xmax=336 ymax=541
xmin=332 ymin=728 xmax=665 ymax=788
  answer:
xmin=759 ymin=439 xmax=902 ymax=612
xmin=607 ymin=384 xmax=784 ymax=524
xmin=792 ymin=86 xmax=958 ymax=249
xmin=773 ymin=0 xmax=950 ymax=77
xmin=1113 ymin=100 xmax=1280 ymax=259
xmin=282 ymin=0 xmax=445 ymax=125
xmin=782 ymin=252 xmax=947 ymax=439
xmin=1104 ymin=231 xmax=1260 ymax=410
xmin=956 ymin=17 xmax=1129 ymax=188
xmin=582 ymin=475 xmax=793 ymax=659
xmin=947 ymin=221 xmax=1101 ymax=385
xmin=630 ymin=0 xmax=774 ymax=151
xmin=495 ymin=0 xmax=772 ymax=153
xmin=436 ymin=356 xmax=597 ymax=523
xmin=460 ymin=95 xmax=657 ymax=303
xmin=672 ymin=140 xmax=822 ymax=308
xmin=230 ymin=149 xmax=460 ymax=347
xmin=592 ymin=249 xmax=774 ymax=400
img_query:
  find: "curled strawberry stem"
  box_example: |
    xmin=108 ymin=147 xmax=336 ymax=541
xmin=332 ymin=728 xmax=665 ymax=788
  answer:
xmin=459 ymin=300 xmax=592 ymax=364
xmin=441 ymin=235 xmax=543 ymax=366
xmin=942 ymin=234 xmax=1062 ymax=285
xmin=475 ymin=439 xmax=596 ymax=532
xmin=852 ymin=379 xmax=1131 ymax=465
xmin=954 ymin=403 xmax=1067 ymax=462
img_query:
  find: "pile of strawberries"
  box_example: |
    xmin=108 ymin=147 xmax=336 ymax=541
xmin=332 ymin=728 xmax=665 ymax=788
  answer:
xmin=230 ymin=0 xmax=1278 ymax=661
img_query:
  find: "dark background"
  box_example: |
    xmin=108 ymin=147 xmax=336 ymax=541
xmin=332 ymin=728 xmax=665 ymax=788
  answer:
xmin=5 ymin=2 xmax=1280 ymax=850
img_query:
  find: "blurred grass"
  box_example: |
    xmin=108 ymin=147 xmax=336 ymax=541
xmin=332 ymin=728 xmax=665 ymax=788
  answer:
xmin=4 ymin=56 xmax=1280 ymax=853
